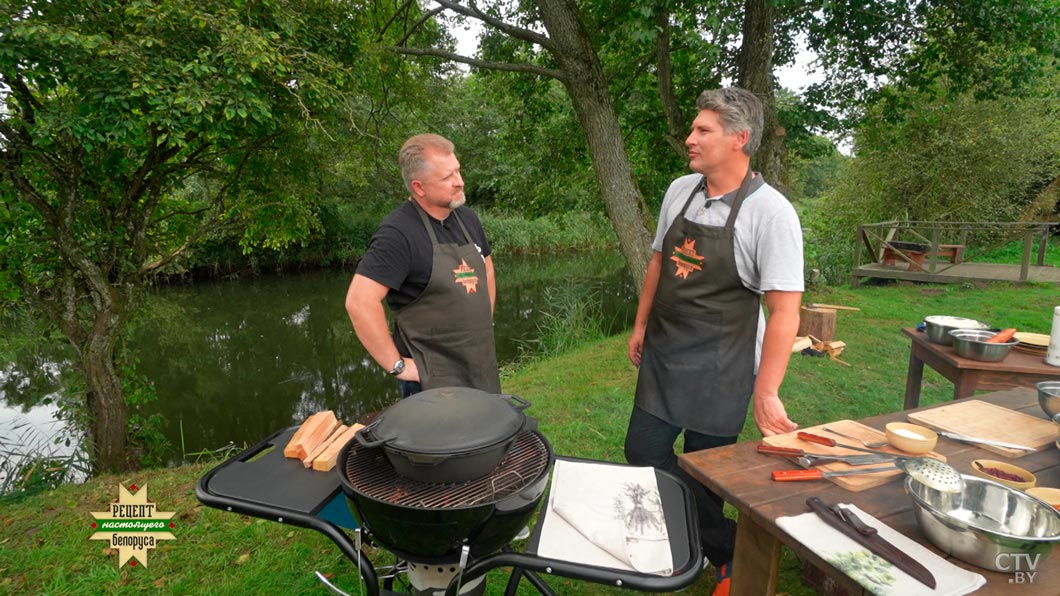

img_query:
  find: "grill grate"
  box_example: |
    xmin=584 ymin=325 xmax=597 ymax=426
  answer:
xmin=344 ymin=431 xmax=550 ymax=509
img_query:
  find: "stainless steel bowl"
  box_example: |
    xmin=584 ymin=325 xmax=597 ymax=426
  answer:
xmin=948 ymin=329 xmax=1017 ymax=361
xmin=923 ymin=316 xmax=990 ymax=345
xmin=907 ymin=475 xmax=1060 ymax=571
xmin=1038 ymin=381 xmax=1060 ymax=418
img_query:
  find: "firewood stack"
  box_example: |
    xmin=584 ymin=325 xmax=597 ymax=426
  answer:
xmin=283 ymin=411 xmax=364 ymax=471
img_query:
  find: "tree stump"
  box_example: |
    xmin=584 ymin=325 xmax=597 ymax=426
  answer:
xmin=798 ymin=306 xmax=836 ymax=342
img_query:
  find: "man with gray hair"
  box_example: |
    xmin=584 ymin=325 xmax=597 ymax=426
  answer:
xmin=346 ymin=133 xmax=500 ymax=396
xmin=625 ymin=88 xmax=804 ymax=595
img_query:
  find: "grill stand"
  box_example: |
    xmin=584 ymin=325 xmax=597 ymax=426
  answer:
xmin=196 ymin=427 xmax=703 ymax=596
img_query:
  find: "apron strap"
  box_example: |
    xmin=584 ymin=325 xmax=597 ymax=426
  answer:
xmin=724 ymin=167 xmax=754 ymax=229
xmin=411 ymin=200 xmax=472 ymax=246
xmin=677 ymin=167 xmax=755 ymax=227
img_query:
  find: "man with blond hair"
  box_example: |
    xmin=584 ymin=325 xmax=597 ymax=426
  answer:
xmin=346 ymin=134 xmax=500 ymax=396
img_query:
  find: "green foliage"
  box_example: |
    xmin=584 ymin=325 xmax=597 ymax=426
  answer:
xmin=481 ymin=212 xmax=617 ymax=255
xmin=802 ymin=76 xmax=1060 ymax=284
xmin=0 ymin=0 xmax=396 ymax=471
xmin=801 ymin=0 xmax=1060 ymax=129
xmin=518 ymin=282 xmax=611 ymax=360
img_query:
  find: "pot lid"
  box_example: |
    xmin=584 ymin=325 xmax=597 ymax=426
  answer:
xmin=366 ymin=387 xmax=530 ymax=454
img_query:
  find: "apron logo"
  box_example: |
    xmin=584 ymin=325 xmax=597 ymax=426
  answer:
xmin=453 ymin=259 xmax=479 ymax=293
xmin=670 ymin=238 xmax=704 ymax=279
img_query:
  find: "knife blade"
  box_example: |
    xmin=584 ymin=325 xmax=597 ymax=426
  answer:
xmin=806 ymin=497 xmax=936 ymax=589
xmin=757 ymin=444 xmax=893 ymax=465
xmin=935 ymin=430 xmax=1037 ymax=451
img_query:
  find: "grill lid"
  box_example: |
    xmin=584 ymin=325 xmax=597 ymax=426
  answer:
xmin=358 ymin=386 xmax=531 ymax=455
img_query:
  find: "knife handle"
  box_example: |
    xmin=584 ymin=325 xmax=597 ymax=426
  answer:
xmin=772 ymin=468 xmax=824 ymax=481
xmin=757 ymin=445 xmax=804 ymax=456
xmin=798 ymin=431 xmax=837 ymax=447
xmin=837 ymin=506 xmax=878 ymax=536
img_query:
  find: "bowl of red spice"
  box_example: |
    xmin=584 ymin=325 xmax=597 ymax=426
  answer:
xmin=971 ymin=459 xmax=1036 ymax=490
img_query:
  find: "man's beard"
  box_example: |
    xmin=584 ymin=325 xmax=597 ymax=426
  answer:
xmin=447 ymin=194 xmax=466 ymax=209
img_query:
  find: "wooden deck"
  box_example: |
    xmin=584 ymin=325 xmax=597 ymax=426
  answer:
xmin=852 ymin=261 xmax=1060 ymax=285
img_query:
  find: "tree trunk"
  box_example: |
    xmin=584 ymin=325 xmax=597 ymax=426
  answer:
xmin=536 ymin=0 xmax=655 ymax=290
xmin=82 ymin=322 xmax=131 ymax=473
xmin=736 ymin=0 xmax=787 ymax=193
xmin=51 ymin=262 xmax=134 ymax=474
xmin=655 ymin=8 xmax=688 ymax=159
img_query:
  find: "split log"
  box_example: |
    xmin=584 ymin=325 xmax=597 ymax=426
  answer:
xmin=284 ymin=411 xmax=326 ymax=458
xmin=312 ymin=423 xmax=365 ymax=472
xmin=284 ymin=410 xmax=339 ymax=461
xmin=303 ymin=424 xmax=348 ymax=467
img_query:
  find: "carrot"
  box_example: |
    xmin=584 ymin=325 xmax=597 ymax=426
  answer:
xmin=985 ymin=328 xmax=1016 ymax=343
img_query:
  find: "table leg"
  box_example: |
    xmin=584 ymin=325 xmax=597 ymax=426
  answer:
xmin=952 ymin=371 xmax=978 ymax=400
xmin=730 ymin=517 xmax=780 ymax=595
xmin=903 ymin=346 xmax=925 ymax=410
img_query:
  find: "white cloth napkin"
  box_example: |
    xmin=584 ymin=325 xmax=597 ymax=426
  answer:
xmin=776 ymin=504 xmax=985 ymax=596
xmin=536 ymin=460 xmax=673 ymax=575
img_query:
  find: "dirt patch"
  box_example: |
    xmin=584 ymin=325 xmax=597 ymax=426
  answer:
xmin=920 ymin=289 xmax=945 ymax=296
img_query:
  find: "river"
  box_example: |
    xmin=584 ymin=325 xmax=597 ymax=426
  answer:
xmin=0 ymin=251 xmax=636 ymax=474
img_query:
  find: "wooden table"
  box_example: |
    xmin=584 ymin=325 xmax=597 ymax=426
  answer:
xmin=679 ymin=387 xmax=1060 ymax=596
xmin=902 ymin=327 xmax=1060 ymax=409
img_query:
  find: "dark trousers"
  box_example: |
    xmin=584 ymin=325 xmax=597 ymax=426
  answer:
xmin=624 ymin=406 xmax=738 ymax=565
xmin=398 ymin=380 xmax=422 ymax=398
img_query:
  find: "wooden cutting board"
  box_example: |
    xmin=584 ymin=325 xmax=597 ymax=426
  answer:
xmin=907 ymin=400 xmax=1057 ymax=458
xmin=763 ymin=419 xmax=945 ymax=492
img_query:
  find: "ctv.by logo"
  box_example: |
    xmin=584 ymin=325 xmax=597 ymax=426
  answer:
xmin=995 ymin=553 xmax=1042 ymax=584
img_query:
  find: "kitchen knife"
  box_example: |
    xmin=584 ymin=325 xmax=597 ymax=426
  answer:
xmin=772 ymin=465 xmax=899 ymax=481
xmin=806 ymin=497 xmax=937 ymax=589
xmin=935 ymin=430 xmax=1037 ymax=452
xmin=798 ymin=431 xmax=899 ymax=457
xmin=757 ymin=445 xmax=893 ymax=465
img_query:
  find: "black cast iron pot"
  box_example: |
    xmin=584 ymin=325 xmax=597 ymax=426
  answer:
xmin=338 ymin=430 xmax=553 ymax=562
xmin=355 ymin=386 xmax=534 ymax=484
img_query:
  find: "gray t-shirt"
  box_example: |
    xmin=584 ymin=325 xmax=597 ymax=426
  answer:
xmin=652 ymin=172 xmax=805 ymax=368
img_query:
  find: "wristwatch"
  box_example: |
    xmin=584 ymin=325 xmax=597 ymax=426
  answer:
xmin=388 ymin=358 xmax=406 ymax=376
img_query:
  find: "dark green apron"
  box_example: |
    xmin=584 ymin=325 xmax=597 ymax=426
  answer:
xmin=394 ymin=204 xmax=501 ymax=393
xmin=634 ymin=169 xmax=760 ymax=436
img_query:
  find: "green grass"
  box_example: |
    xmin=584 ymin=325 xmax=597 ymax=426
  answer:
xmin=2 ymin=281 xmax=1058 ymax=595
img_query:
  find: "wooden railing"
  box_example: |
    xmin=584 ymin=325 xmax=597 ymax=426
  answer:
xmin=853 ymin=221 xmax=1054 ymax=282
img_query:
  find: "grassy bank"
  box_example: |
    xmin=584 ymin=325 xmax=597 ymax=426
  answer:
xmin=2 ymin=281 xmax=1058 ymax=595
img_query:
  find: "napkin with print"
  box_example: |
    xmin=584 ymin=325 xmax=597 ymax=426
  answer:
xmin=776 ymin=504 xmax=985 ymax=596
xmin=537 ymin=460 xmax=673 ymax=575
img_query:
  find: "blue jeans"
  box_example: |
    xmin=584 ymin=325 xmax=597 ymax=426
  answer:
xmin=624 ymin=406 xmax=738 ymax=565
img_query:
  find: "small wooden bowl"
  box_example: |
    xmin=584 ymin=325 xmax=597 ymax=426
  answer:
xmin=1026 ymin=487 xmax=1060 ymax=510
xmin=885 ymin=422 xmax=938 ymax=454
xmin=971 ymin=459 xmax=1036 ymax=490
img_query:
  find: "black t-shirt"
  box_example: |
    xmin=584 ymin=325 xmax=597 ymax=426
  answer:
xmin=355 ymin=201 xmax=492 ymax=311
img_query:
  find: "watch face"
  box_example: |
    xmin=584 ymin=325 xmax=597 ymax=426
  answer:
xmin=391 ymin=359 xmax=405 ymax=375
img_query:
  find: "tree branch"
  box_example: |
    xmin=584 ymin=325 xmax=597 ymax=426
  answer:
xmin=394 ymin=46 xmax=563 ymax=80
xmin=396 ymin=6 xmax=446 ymax=47
xmin=432 ymin=0 xmax=554 ymax=51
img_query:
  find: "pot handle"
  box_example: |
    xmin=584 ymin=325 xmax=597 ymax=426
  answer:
xmin=499 ymin=393 xmax=531 ymax=413
xmin=354 ymin=420 xmax=392 ymax=448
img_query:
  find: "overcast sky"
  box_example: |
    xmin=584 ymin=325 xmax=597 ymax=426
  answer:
xmin=452 ymin=23 xmax=824 ymax=93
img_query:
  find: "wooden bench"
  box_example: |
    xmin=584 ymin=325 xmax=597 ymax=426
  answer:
xmin=931 ymin=243 xmax=965 ymax=263
xmin=880 ymin=241 xmax=929 ymax=270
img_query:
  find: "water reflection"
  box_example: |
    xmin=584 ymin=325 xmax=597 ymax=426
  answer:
xmin=1 ymin=252 xmax=635 ymax=468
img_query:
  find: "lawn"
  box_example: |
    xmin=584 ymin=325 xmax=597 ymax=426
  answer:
xmin=1 ymin=281 xmax=1058 ymax=595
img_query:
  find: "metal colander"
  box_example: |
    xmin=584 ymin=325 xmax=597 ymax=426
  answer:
xmin=897 ymin=457 xmax=964 ymax=493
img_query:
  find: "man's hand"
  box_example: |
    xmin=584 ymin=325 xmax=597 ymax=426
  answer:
xmin=753 ymin=393 xmax=798 ymax=437
xmin=628 ymin=329 xmax=645 ymax=367
xmin=396 ymin=358 xmax=421 ymax=383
